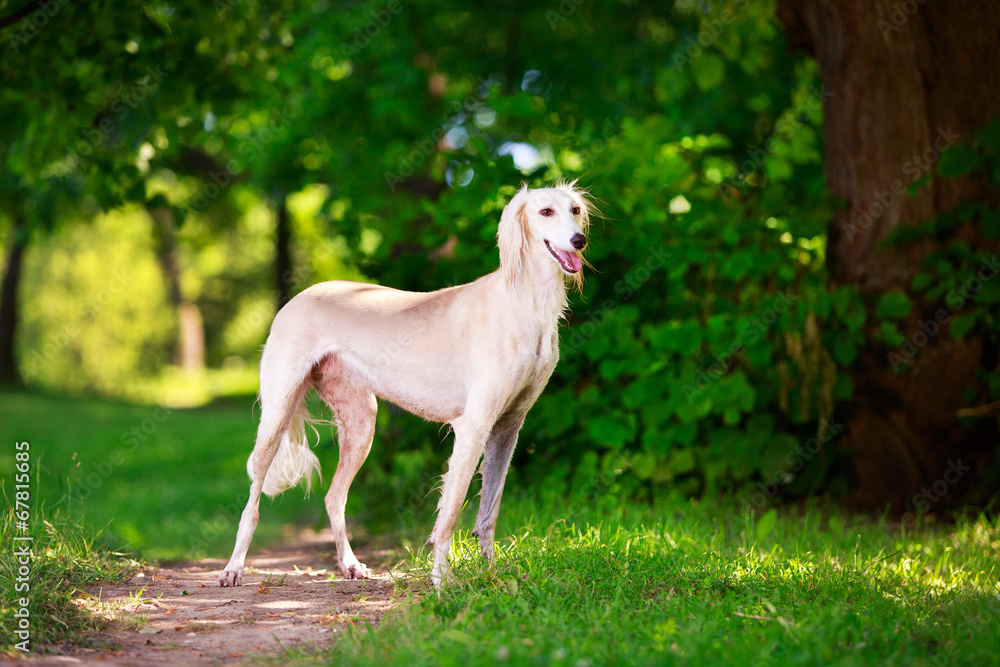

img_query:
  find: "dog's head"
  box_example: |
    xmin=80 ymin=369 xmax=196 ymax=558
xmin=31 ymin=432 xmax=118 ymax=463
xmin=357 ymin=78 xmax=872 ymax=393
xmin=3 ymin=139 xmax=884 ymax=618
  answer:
xmin=498 ymin=181 xmax=591 ymax=292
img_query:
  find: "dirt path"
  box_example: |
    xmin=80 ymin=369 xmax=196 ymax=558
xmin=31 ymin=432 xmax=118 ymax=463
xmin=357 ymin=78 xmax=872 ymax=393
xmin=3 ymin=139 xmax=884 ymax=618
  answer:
xmin=49 ymin=530 xmax=412 ymax=665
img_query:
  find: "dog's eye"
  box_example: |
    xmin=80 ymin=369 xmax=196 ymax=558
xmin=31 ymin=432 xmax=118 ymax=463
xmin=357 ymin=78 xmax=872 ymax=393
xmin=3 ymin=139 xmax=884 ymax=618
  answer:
xmin=571 ymin=206 xmax=580 ymax=215
xmin=539 ymin=208 xmax=554 ymax=217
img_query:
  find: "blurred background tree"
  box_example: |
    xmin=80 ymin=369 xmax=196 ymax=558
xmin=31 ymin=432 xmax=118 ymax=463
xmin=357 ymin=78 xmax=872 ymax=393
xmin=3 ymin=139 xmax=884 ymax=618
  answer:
xmin=1 ymin=0 xmax=997 ymax=513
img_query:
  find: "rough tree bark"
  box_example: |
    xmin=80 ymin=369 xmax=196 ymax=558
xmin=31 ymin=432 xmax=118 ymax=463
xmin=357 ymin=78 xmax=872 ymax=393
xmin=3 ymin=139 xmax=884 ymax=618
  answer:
xmin=778 ymin=0 xmax=1000 ymax=508
xmin=0 ymin=218 xmax=26 ymax=385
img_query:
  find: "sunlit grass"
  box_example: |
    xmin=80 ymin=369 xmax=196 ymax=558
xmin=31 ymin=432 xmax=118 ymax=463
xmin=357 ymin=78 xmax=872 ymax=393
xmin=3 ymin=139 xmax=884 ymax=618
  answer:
xmin=2 ymin=390 xmax=998 ymax=663
xmin=0 ymin=388 xmax=324 ymax=561
xmin=322 ymin=499 xmax=1000 ymax=667
xmin=121 ymin=363 xmax=262 ymax=407
xmin=0 ymin=496 xmax=141 ymax=655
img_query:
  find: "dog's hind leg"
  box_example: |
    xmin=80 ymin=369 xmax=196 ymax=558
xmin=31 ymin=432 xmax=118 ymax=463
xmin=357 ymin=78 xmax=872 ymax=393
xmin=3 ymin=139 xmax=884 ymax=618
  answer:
xmin=472 ymin=412 xmax=525 ymax=560
xmin=217 ymin=356 xmax=308 ymax=587
xmin=316 ymin=362 xmax=378 ymax=579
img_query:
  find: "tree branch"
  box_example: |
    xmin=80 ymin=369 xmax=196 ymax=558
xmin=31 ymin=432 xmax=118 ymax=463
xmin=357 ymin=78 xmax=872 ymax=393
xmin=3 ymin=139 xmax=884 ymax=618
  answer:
xmin=0 ymin=0 xmax=52 ymax=30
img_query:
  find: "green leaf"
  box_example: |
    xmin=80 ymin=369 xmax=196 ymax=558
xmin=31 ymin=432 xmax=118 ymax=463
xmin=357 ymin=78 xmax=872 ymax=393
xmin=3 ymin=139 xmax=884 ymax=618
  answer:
xmin=831 ymin=338 xmax=857 ymax=365
xmin=875 ymin=290 xmax=913 ymax=320
xmin=756 ymin=508 xmax=778 ymax=541
xmin=668 ymin=448 xmax=696 ymax=474
xmin=911 ymin=272 xmax=935 ymax=291
xmin=692 ymin=53 xmax=726 ymax=91
xmin=631 ymin=451 xmax=658 ymax=480
xmin=832 ymin=287 xmax=866 ymax=332
xmin=874 ymin=321 xmax=905 ymax=347
xmin=949 ymin=312 xmax=978 ymax=339
xmin=833 ymin=373 xmax=854 ymax=399
xmin=645 ymin=321 xmax=703 ymax=356
xmin=587 ymin=413 xmax=635 ymax=449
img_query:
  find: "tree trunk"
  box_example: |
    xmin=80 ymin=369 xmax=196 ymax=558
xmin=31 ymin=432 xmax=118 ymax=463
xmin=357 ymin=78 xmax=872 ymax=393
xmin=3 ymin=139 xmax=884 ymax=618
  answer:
xmin=0 ymin=218 xmax=26 ymax=385
xmin=777 ymin=0 xmax=1000 ymax=509
xmin=147 ymin=206 xmax=205 ymax=374
xmin=275 ymin=190 xmax=294 ymax=309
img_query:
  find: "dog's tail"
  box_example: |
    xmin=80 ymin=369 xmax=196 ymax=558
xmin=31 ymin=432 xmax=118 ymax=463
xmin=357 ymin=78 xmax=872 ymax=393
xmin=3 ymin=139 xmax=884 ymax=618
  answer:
xmin=247 ymin=394 xmax=322 ymax=498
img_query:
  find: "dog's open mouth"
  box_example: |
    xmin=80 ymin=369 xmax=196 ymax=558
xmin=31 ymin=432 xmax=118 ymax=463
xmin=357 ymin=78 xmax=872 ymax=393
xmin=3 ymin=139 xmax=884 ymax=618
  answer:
xmin=544 ymin=240 xmax=583 ymax=274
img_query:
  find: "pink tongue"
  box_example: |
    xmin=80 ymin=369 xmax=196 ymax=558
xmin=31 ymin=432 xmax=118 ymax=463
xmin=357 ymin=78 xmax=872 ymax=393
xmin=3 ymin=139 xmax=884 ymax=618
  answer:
xmin=555 ymin=247 xmax=583 ymax=272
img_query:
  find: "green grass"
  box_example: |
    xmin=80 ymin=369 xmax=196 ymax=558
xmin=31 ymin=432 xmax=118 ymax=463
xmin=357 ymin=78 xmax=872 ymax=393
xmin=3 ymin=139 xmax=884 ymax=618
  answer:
xmin=2 ymin=389 xmax=999 ymax=664
xmin=324 ymin=499 xmax=1000 ymax=667
xmin=0 ymin=495 xmax=140 ymax=655
xmin=0 ymin=388 xmax=327 ymax=561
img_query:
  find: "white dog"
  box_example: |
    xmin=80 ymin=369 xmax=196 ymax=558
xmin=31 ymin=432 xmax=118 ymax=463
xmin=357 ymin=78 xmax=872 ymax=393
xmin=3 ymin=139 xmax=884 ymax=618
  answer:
xmin=217 ymin=182 xmax=590 ymax=587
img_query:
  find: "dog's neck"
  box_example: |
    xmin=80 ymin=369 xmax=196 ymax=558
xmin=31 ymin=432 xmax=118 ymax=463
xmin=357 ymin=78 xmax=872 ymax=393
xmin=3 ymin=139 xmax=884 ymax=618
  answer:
xmin=506 ymin=251 xmax=570 ymax=325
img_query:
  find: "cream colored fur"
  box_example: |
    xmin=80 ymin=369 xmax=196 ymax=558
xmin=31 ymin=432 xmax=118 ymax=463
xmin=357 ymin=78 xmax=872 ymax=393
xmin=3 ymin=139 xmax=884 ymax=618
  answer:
xmin=217 ymin=182 xmax=590 ymax=587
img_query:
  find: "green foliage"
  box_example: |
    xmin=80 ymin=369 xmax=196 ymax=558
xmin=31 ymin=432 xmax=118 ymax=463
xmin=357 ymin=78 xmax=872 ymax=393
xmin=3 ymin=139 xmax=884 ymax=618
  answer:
xmin=1 ymin=0 xmax=851 ymax=503
xmin=9 ymin=0 xmax=998 ymax=506
xmin=874 ymin=291 xmax=913 ymax=320
xmin=18 ymin=208 xmax=174 ymax=394
xmin=878 ymin=122 xmax=1000 ymax=407
xmin=284 ymin=1 xmax=847 ymax=503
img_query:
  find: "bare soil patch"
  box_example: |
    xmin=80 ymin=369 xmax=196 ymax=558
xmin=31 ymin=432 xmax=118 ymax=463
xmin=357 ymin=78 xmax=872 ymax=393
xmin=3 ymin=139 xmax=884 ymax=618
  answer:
xmin=26 ymin=529 xmax=411 ymax=665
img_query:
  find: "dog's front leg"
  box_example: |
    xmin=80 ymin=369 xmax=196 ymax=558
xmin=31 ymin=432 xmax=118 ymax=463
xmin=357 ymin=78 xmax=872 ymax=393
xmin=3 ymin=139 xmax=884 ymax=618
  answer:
xmin=428 ymin=416 xmax=490 ymax=586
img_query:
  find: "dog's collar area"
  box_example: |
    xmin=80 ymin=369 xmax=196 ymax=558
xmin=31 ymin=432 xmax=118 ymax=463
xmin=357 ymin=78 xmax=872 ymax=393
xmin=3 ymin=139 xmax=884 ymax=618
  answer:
xmin=544 ymin=239 xmax=582 ymax=274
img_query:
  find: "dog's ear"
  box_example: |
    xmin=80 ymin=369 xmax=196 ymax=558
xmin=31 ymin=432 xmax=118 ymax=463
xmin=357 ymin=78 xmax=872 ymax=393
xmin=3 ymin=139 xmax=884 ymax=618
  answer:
xmin=498 ymin=185 xmax=530 ymax=294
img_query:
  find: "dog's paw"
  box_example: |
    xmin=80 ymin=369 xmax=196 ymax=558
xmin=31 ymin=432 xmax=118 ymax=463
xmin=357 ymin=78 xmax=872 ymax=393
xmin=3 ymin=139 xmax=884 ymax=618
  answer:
xmin=341 ymin=561 xmax=372 ymax=580
xmin=431 ymin=570 xmax=453 ymax=588
xmin=217 ymin=569 xmax=243 ymax=587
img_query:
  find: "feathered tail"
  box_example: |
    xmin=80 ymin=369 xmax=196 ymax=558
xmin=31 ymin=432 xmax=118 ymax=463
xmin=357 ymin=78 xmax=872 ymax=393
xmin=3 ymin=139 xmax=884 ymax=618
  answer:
xmin=247 ymin=398 xmax=322 ymax=497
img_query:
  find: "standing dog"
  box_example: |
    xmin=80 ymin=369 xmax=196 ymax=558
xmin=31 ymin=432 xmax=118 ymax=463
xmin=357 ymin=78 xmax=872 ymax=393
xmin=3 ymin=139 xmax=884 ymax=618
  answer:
xmin=217 ymin=182 xmax=589 ymax=587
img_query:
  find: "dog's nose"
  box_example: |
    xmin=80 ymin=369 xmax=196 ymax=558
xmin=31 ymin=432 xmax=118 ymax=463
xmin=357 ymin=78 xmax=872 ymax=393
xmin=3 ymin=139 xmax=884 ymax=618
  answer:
xmin=570 ymin=233 xmax=586 ymax=250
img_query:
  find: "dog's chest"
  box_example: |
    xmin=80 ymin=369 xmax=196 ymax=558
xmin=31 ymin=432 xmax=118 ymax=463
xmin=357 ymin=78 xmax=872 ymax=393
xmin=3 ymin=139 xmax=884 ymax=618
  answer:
xmin=534 ymin=330 xmax=554 ymax=362
xmin=522 ymin=330 xmax=556 ymax=381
